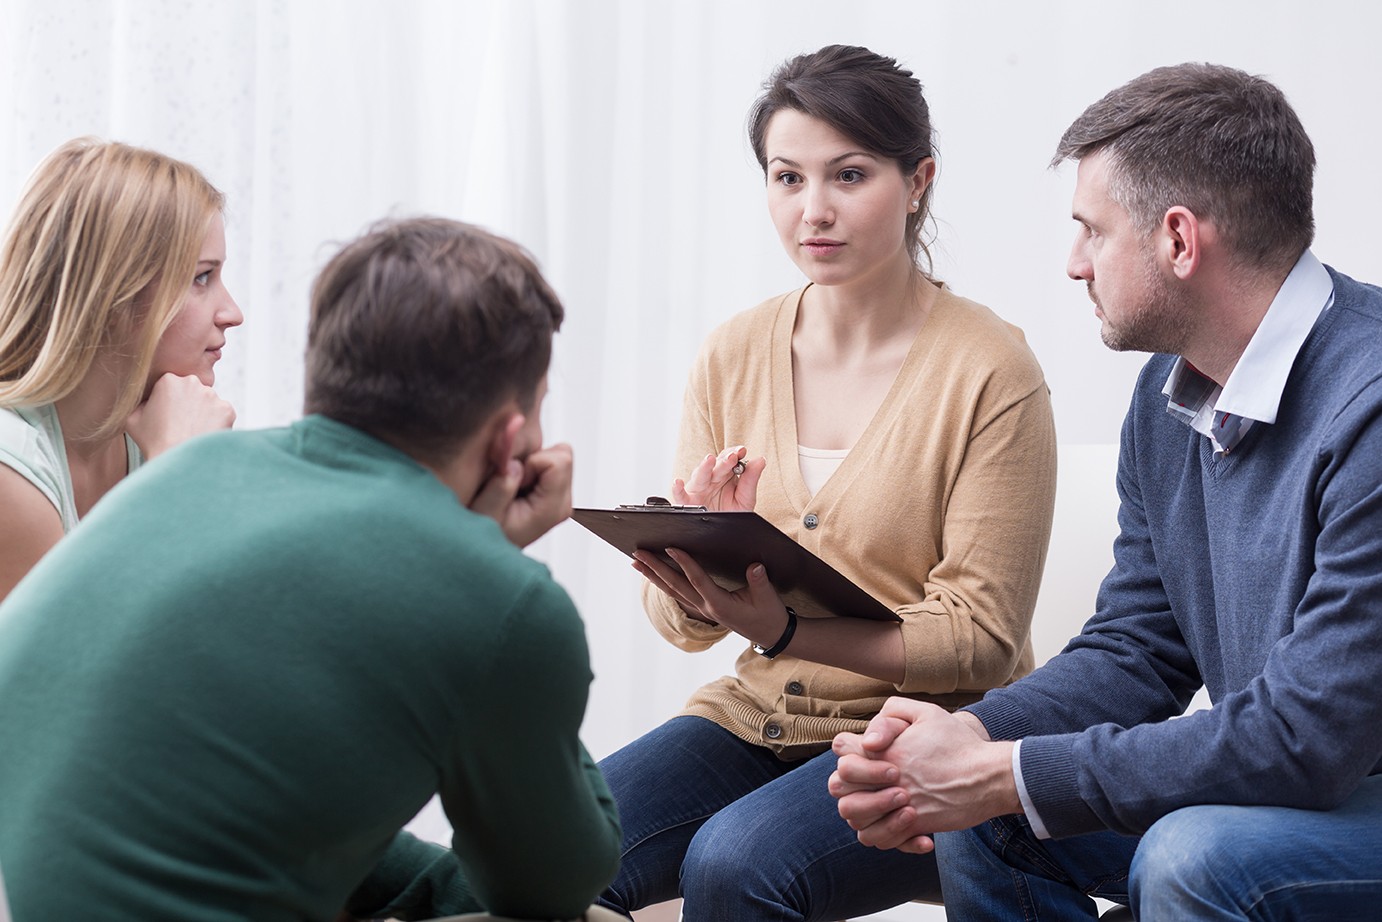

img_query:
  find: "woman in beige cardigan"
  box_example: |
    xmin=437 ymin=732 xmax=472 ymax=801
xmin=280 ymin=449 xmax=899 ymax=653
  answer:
xmin=597 ymin=45 xmax=1057 ymax=921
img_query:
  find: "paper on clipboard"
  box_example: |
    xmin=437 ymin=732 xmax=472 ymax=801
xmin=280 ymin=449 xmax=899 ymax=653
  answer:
xmin=571 ymin=500 xmax=899 ymax=622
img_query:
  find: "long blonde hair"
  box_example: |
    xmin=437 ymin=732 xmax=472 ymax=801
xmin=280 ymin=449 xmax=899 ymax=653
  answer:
xmin=0 ymin=138 xmax=224 ymax=437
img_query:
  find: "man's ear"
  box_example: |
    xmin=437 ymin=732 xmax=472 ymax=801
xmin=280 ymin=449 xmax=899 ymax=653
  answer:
xmin=1161 ymin=206 xmax=1203 ymax=280
xmin=484 ymin=408 xmax=527 ymax=473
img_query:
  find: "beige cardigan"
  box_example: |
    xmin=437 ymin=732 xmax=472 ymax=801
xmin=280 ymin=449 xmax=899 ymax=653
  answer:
xmin=643 ymin=285 xmax=1058 ymax=759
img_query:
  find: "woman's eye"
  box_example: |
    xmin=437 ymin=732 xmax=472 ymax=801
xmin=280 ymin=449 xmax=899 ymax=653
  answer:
xmin=839 ymin=168 xmax=864 ymax=183
xmin=194 ymin=270 xmax=212 ymax=287
xmin=776 ymin=172 xmax=801 ymax=187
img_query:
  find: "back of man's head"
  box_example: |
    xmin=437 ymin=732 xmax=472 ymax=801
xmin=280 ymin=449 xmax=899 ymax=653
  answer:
xmin=304 ymin=217 xmax=564 ymax=463
xmin=1053 ymin=62 xmax=1315 ymax=272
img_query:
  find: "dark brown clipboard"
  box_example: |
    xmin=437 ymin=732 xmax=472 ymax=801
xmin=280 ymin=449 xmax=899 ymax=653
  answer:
xmin=571 ymin=504 xmax=900 ymax=622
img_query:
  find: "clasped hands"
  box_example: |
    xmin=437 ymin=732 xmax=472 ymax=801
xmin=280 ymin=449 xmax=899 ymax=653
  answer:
xmin=829 ymin=697 xmax=1020 ymax=855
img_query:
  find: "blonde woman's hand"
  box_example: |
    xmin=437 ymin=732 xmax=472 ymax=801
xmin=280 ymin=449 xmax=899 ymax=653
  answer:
xmin=125 ymin=373 xmax=236 ymax=459
xmin=672 ymin=444 xmax=766 ymax=511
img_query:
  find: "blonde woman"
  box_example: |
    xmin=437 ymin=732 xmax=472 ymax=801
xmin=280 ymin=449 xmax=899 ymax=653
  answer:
xmin=0 ymin=138 xmax=241 ymax=599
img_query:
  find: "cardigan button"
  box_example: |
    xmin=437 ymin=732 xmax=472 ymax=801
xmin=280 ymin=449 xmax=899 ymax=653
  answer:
xmin=803 ymin=513 xmax=819 ymax=529
xmin=786 ymin=681 xmax=804 ymax=695
xmin=765 ymin=723 xmax=783 ymax=740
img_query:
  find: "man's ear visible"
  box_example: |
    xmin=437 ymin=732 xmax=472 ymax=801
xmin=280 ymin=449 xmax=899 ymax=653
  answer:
xmin=485 ymin=408 xmax=527 ymax=473
xmin=1162 ymin=206 xmax=1203 ymax=280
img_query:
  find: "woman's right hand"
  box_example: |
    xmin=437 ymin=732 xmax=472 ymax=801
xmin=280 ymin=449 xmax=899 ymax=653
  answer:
xmin=125 ymin=372 xmax=236 ymax=460
xmin=672 ymin=444 xmax=766 ymax=512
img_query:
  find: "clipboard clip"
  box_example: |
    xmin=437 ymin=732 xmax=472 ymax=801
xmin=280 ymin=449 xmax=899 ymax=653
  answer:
xmin=615 ymin=496 xmax=709 ymax=512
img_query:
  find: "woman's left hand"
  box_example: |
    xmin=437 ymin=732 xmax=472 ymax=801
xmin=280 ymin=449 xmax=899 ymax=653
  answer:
xmin=633 ymin=546 xmax=792 ymax=649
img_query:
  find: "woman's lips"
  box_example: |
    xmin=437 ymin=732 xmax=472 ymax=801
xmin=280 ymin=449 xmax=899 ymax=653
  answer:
xmin=801 ymin=238 xmax=843 ymax=256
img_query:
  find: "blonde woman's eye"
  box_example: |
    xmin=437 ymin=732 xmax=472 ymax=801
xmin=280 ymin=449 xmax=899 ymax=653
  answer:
xmin=194 ymin=271 xmax=212 ymax=286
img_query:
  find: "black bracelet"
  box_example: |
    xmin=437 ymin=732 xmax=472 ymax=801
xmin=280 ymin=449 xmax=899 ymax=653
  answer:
xmin=752 ymin=606 xmax=797 ymax=659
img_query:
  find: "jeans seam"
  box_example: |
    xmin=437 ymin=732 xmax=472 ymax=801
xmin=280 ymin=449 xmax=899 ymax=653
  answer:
xmin=619 ymin=810 xmax=723 ymax=859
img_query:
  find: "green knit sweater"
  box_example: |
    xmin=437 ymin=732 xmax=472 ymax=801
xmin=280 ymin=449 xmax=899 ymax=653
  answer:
xmin=0 ymin=415 xmax=620 ymax=921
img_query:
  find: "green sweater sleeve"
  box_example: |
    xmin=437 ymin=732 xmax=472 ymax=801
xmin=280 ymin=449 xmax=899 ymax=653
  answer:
xmin=344 ymin=832 xmax=478 ymax=917
xmin=349 ymin=575 xmax=621 ymax=920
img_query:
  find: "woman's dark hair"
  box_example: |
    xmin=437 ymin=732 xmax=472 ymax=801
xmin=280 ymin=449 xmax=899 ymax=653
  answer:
xmin=304 ymin=217 xmax=563 ymax=464
xmin=748 ymin=44 xmax=936 ymax=271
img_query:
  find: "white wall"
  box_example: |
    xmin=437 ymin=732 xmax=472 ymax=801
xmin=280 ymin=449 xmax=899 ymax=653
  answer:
xmin=2 ymin=0 xmax=1377 ymax=837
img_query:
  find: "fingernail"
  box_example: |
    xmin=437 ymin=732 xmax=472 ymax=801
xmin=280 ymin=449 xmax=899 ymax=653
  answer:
xmin=751 ymin=564 xmax=765 ymax=579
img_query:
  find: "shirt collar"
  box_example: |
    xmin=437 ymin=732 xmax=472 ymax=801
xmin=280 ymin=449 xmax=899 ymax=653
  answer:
xmin=1161 ymin=250 xmax=1334 ymax=452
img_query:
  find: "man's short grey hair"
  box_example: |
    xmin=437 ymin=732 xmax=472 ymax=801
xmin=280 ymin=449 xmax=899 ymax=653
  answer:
xmin=1053 ymin=62 xmax=1315 ymax=271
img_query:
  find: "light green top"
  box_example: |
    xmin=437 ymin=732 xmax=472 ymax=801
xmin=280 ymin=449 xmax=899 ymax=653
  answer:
xmin=0 ymin=404 xmax=142 ymax=531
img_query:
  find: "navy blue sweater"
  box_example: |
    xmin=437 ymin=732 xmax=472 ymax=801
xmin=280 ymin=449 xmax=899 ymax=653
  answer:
xmin=969 ymin=268 xmax=1382 ymax=838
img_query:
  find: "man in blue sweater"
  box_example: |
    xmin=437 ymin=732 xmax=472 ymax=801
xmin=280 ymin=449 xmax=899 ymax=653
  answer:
xmin=829 ymin=63 xmax=1382 ymax=920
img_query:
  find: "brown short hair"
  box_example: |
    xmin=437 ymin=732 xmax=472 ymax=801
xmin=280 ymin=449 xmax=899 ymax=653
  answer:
xmin=304 ymin=218 xmax=564 ymax=462
xmin=747 ymin=44 xmax=937 ymax=272
xmin=1052 ymin=62 xmax=1315 ymax=271
xmin=0 ymin=138 xmax=224 ymax=436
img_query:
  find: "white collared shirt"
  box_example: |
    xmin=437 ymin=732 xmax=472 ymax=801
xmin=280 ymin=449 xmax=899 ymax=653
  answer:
xmin=1160 ymin=250 xmax=1335 ymax=455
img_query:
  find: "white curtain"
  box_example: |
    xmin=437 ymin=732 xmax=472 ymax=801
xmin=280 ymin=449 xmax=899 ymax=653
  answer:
xmin=3 ymin=0 xmax=1381 ymax=792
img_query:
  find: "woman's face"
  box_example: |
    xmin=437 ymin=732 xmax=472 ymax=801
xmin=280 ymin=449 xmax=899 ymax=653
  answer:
xmin=149 ymin=213 xmax=243 ymax=386
xmin=763 ymin=109 xmax=932 ymax=290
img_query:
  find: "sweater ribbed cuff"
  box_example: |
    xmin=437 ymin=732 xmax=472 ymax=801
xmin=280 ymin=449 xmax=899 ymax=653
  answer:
xmin=1017 ymin=733 xmax=1103 ymax=839
xmin=963 ymin=692 xmax=1035 ymax=742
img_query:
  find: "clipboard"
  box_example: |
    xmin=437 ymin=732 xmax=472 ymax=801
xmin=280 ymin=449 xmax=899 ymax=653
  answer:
xmin=571 ymin=500 xmax=900 ymax=622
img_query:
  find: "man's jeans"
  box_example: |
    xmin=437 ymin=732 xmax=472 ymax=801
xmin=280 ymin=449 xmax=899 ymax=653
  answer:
xmin=936 ymin=773 xmax=1382 ymax=920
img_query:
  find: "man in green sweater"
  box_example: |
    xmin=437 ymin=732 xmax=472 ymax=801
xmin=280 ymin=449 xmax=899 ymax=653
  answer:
xmin=0 ymin=218 xmax=621 ymax=921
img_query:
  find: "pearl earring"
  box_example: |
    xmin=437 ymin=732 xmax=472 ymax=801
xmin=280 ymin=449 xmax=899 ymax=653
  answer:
xmin=911 ymin=200 xmax=920 ymax=210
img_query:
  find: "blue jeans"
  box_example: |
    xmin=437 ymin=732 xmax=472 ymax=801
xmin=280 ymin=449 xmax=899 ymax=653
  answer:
xmin=936 ymin=773 xmax=1382 ymax=921
xmin=596 ymin=716 xmax=940 ymax=921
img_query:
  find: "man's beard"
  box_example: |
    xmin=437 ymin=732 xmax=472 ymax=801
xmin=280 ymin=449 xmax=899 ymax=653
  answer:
xmin=1096 ymin=257 xmax=1195 ymax=355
